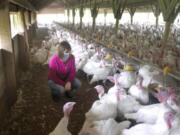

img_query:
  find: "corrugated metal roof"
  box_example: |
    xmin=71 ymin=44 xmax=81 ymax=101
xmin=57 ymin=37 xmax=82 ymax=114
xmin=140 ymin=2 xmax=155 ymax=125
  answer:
xmin=9 ymin=0 xmax=36 ymax=11
xmin=8 ymin=0 xmax=180 ymax=11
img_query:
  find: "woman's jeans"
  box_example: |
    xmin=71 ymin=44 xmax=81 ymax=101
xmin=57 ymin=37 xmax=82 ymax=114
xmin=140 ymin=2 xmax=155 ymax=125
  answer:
xmin=48 ymin=78 xmax=81 ymax=99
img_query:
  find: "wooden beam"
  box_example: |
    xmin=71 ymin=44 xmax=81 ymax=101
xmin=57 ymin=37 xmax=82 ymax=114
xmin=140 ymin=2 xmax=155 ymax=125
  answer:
xmin=0 ymin=0 xmax=17 ymax=112
xmin=9 ymin=0 xmax=36 ymax=11
xmin=9 ymin=3 xmax=18 ymax=12
xmin=19 ymin=10 xmax=30 ymax=70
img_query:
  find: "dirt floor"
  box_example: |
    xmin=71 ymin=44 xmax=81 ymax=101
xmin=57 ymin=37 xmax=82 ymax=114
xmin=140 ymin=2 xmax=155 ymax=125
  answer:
xmin=0 ymin=64 xmax=100 ymax=135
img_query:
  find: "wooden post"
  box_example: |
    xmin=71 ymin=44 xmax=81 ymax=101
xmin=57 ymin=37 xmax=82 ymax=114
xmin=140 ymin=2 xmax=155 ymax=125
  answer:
xmin=31 ymin=11 xmax=37 ymax=25
xmin=24 ymin=11 xmax=30 ymax=30
xmin=0 ymin=0 xmax=17 ymax=115
xmin=31 ymin=12 xmax=37 ymax=28
xmin=128 ymin=7 xmax=136 ymax=25
xmin=158 ymin=0 xmax=180 ymax=44
xmin=27 ymin=11 xmax=33 ymax=44
xmin=152 ymin=5 xmax=161 ymax=28
xmin=112 ymin=0 xmax=127 ymax=35
xmin=28 ymin=11 xmax=31 ymax=26
xmin=92 ymin=17 xmax=96 ymax=30
xmin=30 ymin=11 xmax=34 ymax=25
xmin=67 ymin=8 xmax=70 ymax=24
xmin=79 ymin=6 xmax=84 ymax=29
xmin=156 ymin=16 xmax=159 ymax=27
xmin=30 ymin=12 xmax=37 ymax=37
xmin=163 ymin=21 xmax=172 ymax=43
xmin=72 ymin=8 xmax=76 ymax=26
xmin=104 ymin=9 xmax=107 ymax=26
xmin=115 ymin=18 xmax=119 ymax=32
xmin=91 ymin=3 xmax=99 ymax=31
xmin=20 ymin=10 xmax=29 ymax=48
xmin=19 ymin=10 xmax=30 ymax=70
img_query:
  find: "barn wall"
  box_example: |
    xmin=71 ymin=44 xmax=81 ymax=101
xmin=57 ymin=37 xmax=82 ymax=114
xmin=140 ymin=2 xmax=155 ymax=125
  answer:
xmin=0 ymin=50 xmax=7 ymax=120
xmin=0 ymin=0 xmax=17 ymax=122
xmin=13 ymin=35 xmax=20 ymax=71
xmin=0 ymin=51 xmax=6 ymax=98
xmin=0 ymin=1 xmax=37 ymax=121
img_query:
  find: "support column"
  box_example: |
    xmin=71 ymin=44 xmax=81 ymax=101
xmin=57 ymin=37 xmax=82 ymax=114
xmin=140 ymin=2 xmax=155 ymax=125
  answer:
xmin=163 ymin=21 xmax=172 ymax=43
xmin=158 ymin=0 xmax=180 ymax=44
xmin=19 ymin=10 xmax=30 ymax=70
xmin=27 ymin=11 xmax=33 ymax=44
xmin=128 ymin=7 xmax=136 ymax=25
xmin=112 ymin=0 xmax=127 ymax=35
xmin=33 ymin=12 xmax=37 ymax=28
xmin=24 ymin=11 xmax=30 ymax=30
xmin=30 ymin=12 xmax=37 ymax=38
xmin=0 ymin=0 xmax=16 ymax=116
xmin=152 ymin=5 xmax=161 ymax=28
xmin=91 ymin=3 xmax=99 ymax=31
xmin=104 ymin=9 xmax=107 ymax=26
xmin=72 ymin=8 xmax=76 ymax=26
xmin=79 ymin=6 xmax=84 ymax=29
xmin=67 ymin=8 xmax=70 ymax=25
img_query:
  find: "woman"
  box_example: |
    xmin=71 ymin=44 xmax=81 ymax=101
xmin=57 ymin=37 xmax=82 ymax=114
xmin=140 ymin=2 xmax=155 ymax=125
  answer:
xmin=48 ymin=41 xmax=81 ymax=102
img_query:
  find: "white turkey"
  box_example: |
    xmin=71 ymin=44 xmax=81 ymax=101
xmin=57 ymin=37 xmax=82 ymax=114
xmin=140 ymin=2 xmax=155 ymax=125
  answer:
xmin=95 ymin=85 xmax=118 ymax=104
xmin=128 ymin=75 xmax=149 ymax=104
xmin=100 ymin=119 xmax=131 ymax=135
xmin=89 ymin=61 xmax=113 ymax=84
xmin=107 ymin=74 xmax=141 ymax=115
xmin=169 ymin=112 xmax=180 ymax=135
xmin=32 ymin=47 xmax=49 ymax=64
xmin=79 ymin=118 xmax=131 ymax=135
xmin=138 ymin=65 xmax=159 ymax=87
xmin=117 ymin=91 xmax=141 ymax=115
xmin=117 ymin=70 xmax=137 ymax=89
xmin=85 ymin=85 xmax=118 ymax=121
xmin=78 ymin=119 xmax=105 ymax=135
xmin=49 ymin=102 xmax=76 ymax=135
xmin=75 ymin=54 xmax=89 ymax=71
xmin=124 ymin=90 xmax=179 ymax=124
xmin=83 ymin=60 xmax=101 ymax=75
xmin=46 ymin=45 xmax=58 ymax=64
xmin=90 ymin=51 xmax=103 ymax=63
xmin=123 ymin=111 xmax=176 ymax=135
xmin=107 ymin=74 xmax=124 ymax=95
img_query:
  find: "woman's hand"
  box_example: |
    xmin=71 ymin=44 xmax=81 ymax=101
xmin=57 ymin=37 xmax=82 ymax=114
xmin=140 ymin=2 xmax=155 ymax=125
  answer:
xmin=65 ymin=81 xmax=71 ymax=91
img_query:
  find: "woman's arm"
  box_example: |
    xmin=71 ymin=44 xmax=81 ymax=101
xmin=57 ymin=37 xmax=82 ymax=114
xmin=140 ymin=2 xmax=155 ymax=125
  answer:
xmin=48 ymin=56 xmax=66 ymax=86
xmin=66 ymin=55 xmax=76 ymax=83
xmin=48 ymin=69 xmax=66 ymax=86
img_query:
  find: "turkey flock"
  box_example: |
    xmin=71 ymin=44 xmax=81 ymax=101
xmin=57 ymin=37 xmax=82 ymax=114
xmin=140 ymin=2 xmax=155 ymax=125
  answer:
xmin=64 ymin=23 xmax=180 ymax=72
xmin=30 ymin=22 xmax=180 ymax=135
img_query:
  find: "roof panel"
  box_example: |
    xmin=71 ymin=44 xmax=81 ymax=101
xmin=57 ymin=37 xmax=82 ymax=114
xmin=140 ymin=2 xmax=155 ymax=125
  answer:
xmin=10 ymin=0 xmax=36 ymax=10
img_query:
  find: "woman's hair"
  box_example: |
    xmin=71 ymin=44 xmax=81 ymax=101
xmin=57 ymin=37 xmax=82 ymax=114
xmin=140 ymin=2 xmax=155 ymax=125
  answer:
xmin=57 ymin=41 xmax=71 ymax=51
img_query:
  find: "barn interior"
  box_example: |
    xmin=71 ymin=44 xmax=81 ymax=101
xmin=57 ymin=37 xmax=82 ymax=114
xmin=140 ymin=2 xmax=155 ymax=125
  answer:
xmin=0 ymin=0 xmax=180 ymax=135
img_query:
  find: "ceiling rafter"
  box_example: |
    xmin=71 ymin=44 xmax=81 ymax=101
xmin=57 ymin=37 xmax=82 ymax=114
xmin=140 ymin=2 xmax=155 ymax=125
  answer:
xmin=9 ymin=0 xmax=180 ymax=11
